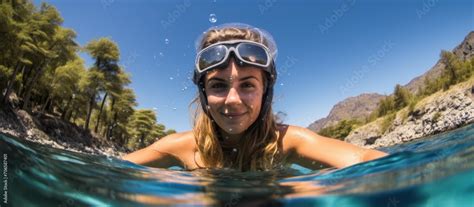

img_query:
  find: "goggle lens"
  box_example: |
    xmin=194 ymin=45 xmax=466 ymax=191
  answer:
xmin=238 ymin=43 xmax=268 ymax=65
xmin=196 ymin=42 xmax=270 ymax=72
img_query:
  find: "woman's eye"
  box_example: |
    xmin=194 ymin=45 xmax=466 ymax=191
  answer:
xmin=242 ymin=83 xmax=255 ymax=88
xmin=210 ymin=83 xmax=227 ymax=89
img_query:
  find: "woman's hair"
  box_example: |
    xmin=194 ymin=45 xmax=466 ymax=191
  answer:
xmin=191 ymin=27 xmax=281 ymax=171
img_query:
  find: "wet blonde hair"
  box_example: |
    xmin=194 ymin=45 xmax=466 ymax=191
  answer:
xmin=191 ymin=27 xmax=281 ymax=171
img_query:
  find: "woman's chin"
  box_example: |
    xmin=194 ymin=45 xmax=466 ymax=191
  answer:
xmin=219 ymin=124 xmax=247 ymax=135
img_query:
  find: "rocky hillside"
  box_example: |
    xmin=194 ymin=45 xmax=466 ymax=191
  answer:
xmin=345 ymin=78 xmax=474 ymax=148
xmin=308 ymin=93 xmax=386 ymax=132
xmin=308 ymin=31 xmax=474 ymax=133
xmin=404 ymin=31 xmax=474 ymax=94
xmin=0 ymin=105 xmax=127 ymax=157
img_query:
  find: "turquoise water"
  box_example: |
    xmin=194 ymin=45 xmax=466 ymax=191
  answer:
xmin=1 ymin=124 xmax=474 ymax=206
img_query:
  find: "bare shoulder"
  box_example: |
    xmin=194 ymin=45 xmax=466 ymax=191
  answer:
xmin=278 ymin=124 xmax=320 ymax=149
xmin=150 ymin=130 xmax=196 ymax=155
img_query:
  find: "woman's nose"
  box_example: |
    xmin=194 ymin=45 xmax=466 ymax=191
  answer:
xmin=224 ymin=87 xmax=242 ymax=106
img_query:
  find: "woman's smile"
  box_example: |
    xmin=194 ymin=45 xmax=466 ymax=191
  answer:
xmin=221 ymin=112 xmax=247 ymax=120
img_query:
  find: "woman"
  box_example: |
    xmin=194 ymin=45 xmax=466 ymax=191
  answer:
xmin=123 ymin=23 xmax=387 ymax=171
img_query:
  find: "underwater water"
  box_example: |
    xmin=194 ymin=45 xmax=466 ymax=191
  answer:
xmin=1 ymin=124 xmax=474 ymax=207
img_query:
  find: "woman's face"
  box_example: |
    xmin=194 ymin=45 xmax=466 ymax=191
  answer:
xmin=205 ymin=58 xmax=265 ymax=135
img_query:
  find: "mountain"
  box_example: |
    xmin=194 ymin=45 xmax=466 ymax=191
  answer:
xmin=308 ymin=31 xmax=474 ymax=133
xmin=404 ymin=31 xmax=474 ymax=94
xmin=307 ymin=93 xmax=386 ymax=132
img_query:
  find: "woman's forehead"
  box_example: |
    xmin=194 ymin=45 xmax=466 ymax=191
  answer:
xmin=206 ymin=67 xmax=263 ymax=81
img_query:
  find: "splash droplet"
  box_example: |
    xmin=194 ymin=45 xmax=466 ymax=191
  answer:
xmin=209 ymin=13 xmax=217 ymax=23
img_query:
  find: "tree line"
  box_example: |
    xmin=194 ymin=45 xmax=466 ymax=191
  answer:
xmin=319 ymin=51 xmax=474 ymax=139
xmin=0 ymin=0 xmax=175 ymax=150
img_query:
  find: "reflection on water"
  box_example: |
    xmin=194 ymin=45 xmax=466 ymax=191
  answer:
xmin=1 ymin=123 xmax=474 ymax=206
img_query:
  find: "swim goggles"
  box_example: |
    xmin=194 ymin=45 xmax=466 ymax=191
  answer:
xmin=194 ymin=40 xmax=273 ymax=82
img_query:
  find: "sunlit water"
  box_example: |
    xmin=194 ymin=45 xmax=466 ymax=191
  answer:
xmin=1 ymin=124 xmax=474 ymax=206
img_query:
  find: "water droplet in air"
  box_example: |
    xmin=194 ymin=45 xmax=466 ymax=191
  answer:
xmin=172 ymin=107 xmax=177 ymax=110
xmin=164 ymin=38 xmax=169 ymax=44
xmin=209 ymin=14 xmax=217 ymax=23
xmin=159 ymin=52 xmax=164 ymax=57
xmin=232 ymin=148 xmax=237 ymax=152
xmin=229 ymin=128 xmax=233 ymax=132
xmin=280 ymin=83 xmax=284 ymax=86
xmin=169 ymin=77 xmax=174 ymax=80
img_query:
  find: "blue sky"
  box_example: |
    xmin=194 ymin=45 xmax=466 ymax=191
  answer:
xmin=34 ymin=0 xmax=473 ymax=132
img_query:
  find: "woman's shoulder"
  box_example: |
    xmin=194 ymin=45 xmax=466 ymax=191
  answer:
xmin=150 ymin=130 xmax=196 ymax=154
xmin=277 ymin=124 xmax=320 ymax=149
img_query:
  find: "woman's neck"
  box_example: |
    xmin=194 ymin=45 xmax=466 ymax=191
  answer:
xmin=218 ymin=129 xmax=244 ymax=148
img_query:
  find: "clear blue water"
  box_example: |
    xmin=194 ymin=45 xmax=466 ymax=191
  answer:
xmin=1 ymin=124 xmax=474 ymax=206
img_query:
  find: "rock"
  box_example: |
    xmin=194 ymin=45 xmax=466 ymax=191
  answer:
xmin=345 ymin=81 xmax=474 ymax=148
xmin=0 ymin=107 xmax=127 ymax=158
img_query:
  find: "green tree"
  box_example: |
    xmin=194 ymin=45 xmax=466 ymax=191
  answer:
xmin=318 ymin=119 xmax=361 ymax=140
xmin=127 ymin=109 xmax=157 ymax=149
xmin=393 ymin=84 xmax=413 ymax=110
xmin=83 ymin=37 xmax=120 ymax=131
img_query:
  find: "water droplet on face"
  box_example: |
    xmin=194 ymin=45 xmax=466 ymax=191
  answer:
xmin=209 ymin=13 xmax=217 ymax=23
xmin=164 ymin=38 xmax=169 ymax=44
xmin=239 ymin=122 xmax=243 ymax=126
xmin=206 ymin=105 xmax=211 ymax=110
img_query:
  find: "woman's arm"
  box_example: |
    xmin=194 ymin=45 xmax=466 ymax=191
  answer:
xmin=122 ymin=133 xmax=185 ymax=168
xmin=286 ymin=126 xmax=387 ymax=169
